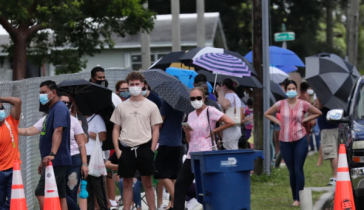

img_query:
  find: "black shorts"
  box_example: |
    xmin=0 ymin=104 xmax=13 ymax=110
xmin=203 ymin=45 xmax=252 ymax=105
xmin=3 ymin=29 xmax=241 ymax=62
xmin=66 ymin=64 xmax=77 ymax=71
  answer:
xmin=118 ymin=141 xmax=155 ymax=178
xmin=154 ymin=146 xmax=182 ymax=180
xmin=35 ymin=165 xmax=69 ymax=198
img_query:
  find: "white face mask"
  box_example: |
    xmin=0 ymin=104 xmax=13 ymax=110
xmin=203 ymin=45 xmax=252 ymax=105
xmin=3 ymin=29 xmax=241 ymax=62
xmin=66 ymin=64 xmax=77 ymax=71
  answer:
xmin=307 ymin=89 xmax=314 ymax=95
xmin=129 ymin=86 xmax=142 ymax=96
xmin=191 ymin=100 xmax=204 ymax=109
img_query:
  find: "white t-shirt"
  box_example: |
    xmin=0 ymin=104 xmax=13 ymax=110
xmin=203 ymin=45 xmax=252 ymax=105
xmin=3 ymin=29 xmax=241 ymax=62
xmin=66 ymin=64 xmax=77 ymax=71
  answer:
xmin=223 ymin=93 xmax=242 ymax=141
xmin=85 ymin=114 xmax=106 ymax=156
xmin=33 ymin=115 xmax=84 ymax=156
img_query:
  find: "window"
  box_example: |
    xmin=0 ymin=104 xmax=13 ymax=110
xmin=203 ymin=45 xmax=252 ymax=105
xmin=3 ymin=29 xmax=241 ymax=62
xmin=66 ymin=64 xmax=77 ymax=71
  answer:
xmin=131 ymin=53 xmax=167 ymax=70
xmin=355 ymin=83 xmax=364 ymax=120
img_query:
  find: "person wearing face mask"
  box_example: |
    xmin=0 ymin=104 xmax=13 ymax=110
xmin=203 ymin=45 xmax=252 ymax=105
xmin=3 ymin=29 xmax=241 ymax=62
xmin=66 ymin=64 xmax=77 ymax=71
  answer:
xmin=141 ymin=81 xmax=162 ymax=109
xmin=265 ymin=80 xmax=322 ymax=207
xmin=33 ymin=80 xmax=72 ymax=210
xmin=216 ymin=78 xmax=242 ymax=150
xmin=111 ymin=71 xmax=163 ymax=210
xmin=115 ymin=80 xmax=130 ymax=101
xmin=173 ymin=87 xmax=234 ymax=210
xmin=18 ymin=92 xmax=88 ymax=207
xmin=0 ymin=96 xmax=22 ymax=210
xmin=90 ymin=66 xmax=122 ymax=208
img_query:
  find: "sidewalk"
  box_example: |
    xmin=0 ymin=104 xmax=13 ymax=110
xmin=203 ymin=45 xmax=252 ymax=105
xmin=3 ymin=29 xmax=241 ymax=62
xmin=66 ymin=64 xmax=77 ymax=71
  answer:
xmin=115 ymin=194 xmax=203 ymax=210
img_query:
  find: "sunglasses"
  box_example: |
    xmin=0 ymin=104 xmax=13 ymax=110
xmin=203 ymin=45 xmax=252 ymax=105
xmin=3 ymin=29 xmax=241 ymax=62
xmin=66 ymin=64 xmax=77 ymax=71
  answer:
xmin=62 ymin=101 xmax=70 ymax=105
xmin=0 ymin=106 xmax=4 ymax=110
xmin=190 ymin=96 xmax=203 ymax=101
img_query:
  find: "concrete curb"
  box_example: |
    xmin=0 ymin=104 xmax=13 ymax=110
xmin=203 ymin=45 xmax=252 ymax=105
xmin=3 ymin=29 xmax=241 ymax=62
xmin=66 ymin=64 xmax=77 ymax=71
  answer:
xmin=309 ymin=187 xmax=335 ymax=210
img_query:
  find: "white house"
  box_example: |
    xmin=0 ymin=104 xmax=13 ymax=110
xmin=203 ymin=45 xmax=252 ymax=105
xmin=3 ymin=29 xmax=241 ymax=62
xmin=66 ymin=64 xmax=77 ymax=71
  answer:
xmin=0 ymin=12 xmax=227 ymax=80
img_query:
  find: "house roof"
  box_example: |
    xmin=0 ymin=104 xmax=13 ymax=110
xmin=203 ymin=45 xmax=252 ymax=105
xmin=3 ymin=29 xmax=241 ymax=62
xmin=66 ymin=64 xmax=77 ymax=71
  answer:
xmin=0 ymin=12 xmax=227 ymax=54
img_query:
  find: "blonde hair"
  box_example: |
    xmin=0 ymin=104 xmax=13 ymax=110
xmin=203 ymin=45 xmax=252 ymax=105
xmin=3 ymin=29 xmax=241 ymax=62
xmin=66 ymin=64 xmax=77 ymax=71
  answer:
xmin=191 ymin=87 xmax=206 ymax=98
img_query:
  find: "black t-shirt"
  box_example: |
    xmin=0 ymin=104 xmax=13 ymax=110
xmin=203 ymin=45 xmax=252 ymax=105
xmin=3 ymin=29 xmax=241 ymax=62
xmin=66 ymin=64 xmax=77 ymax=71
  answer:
xmin=108 ymin=152 xmax=118 ymax=164
xmin=205 ymin=98 xmax=221 ymax=111
xmin=147 ymin=91 xmax=162 ymax=109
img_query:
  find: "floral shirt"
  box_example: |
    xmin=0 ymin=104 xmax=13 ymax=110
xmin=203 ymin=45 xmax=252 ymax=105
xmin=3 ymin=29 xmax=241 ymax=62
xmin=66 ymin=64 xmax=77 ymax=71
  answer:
xmin=187 ymin=106 xmax=223 ymax=158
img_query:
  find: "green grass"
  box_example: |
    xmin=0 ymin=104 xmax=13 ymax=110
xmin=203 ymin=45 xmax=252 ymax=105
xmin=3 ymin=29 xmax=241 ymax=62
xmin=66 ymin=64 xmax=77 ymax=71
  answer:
xmin=251 ymin=153 xmax=332 ymax=210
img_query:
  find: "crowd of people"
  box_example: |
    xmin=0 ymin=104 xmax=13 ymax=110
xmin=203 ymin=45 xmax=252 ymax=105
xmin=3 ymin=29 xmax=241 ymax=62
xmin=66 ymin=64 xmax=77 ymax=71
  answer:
xmin=0 ymin=66 xmax=341 ymax=209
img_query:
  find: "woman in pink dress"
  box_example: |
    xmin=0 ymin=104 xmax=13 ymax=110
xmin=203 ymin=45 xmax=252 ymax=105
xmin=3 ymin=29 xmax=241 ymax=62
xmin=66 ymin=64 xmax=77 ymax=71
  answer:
xmin=173 ymin=87 xmax=235 ymax=210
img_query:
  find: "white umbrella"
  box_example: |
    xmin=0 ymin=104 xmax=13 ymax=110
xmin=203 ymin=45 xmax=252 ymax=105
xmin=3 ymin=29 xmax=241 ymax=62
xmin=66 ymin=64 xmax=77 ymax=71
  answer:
xmin=270 ymin=66 xmax=289 ymax=84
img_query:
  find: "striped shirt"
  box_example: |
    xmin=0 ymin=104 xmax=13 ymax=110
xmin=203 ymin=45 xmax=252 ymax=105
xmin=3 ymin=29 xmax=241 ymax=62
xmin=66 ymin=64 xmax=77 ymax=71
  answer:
xmin=275 ymin=99 xmax=311 ymax=142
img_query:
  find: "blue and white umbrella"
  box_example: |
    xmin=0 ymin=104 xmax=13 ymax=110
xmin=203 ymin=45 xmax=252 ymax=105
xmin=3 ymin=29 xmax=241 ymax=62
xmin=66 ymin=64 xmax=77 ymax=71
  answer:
xmin=192 ymin=53 xmax=251 ymax=77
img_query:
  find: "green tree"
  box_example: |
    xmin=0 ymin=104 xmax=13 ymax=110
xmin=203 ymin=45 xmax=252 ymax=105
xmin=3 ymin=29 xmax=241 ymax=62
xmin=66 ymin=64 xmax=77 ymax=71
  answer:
xmin=0 ymin=0 xmax=155 ymax=80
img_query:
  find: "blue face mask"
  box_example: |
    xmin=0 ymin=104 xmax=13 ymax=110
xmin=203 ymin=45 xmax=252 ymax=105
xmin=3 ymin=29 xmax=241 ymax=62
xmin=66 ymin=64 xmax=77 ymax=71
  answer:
xmin=286 ymin=90 xmax=297 ymax=99
xmin=39 ymin=92 xmax=52 ymax=105
xmin=0 ymin=110 xmax=5 ymax=121
xmin=119 ymin=91 xmax=130 ymax=98
xmin=142 ymin=90 xmax=148 ymax=97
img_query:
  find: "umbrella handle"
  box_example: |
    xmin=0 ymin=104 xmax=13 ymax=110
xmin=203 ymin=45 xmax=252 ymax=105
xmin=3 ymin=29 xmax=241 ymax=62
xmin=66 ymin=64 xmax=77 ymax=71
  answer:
xmin=213 ymin=74 xmax=218 ymax=93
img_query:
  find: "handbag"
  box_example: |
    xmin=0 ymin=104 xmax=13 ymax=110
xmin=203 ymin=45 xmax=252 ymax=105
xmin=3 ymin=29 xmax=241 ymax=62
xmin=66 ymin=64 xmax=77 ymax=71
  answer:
xmin=88 ymin=135 xmax=107 ymax=177
xmin=225 ymin=94 xmax=241 ymax=125
xmin=206 ymin=108 xmax=218 ymax=151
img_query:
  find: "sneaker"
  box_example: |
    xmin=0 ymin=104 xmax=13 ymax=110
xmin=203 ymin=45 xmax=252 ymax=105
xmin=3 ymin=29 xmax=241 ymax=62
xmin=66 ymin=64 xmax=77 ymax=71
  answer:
xmin=109 ymin=199 xmax=118 ymax=207
xmin=163 ymin=189 xmax=170 ymax=200
xmin=327 ymin=178 xmax=336 ymax=186
xmin=186 ymin=198 xmax=199 ymax=210
xmin=157 ymin=204 xmax=168 ymax=210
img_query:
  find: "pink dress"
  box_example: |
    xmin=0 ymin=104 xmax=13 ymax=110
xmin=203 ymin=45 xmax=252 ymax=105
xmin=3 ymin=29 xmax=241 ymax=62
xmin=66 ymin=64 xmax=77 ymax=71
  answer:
xmin=187 ymin=106 xmax=223 ymax=159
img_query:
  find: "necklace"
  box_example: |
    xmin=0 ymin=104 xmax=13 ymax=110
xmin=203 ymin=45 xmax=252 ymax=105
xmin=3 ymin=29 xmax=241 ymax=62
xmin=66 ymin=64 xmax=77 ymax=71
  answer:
xmin=130 ymin=99 xmax=144 ymax=108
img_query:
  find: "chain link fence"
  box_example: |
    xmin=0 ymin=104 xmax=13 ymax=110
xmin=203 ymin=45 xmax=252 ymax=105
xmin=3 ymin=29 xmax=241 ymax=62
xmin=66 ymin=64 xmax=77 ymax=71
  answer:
xmin=0 ymin=68 xmax=131 ymax=210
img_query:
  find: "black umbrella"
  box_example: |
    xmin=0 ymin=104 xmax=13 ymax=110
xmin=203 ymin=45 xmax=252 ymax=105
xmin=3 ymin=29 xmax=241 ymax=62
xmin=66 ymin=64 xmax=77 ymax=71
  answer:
xmin=196 ymin=69 xmax=262 ymax=88
xmin=305 ymin=53 xmax=360 ymax=109
xmin=179 ymin=47 xmax=257 ymax=76
xmin=148 ymin=51 xmax=185 ymax=70
xmin=142 ymin=69 xmax=194 ymax=113
xmin=271 ymin=81 xmax=287 ymax=101
xmin=58 ymin=79 xmax=113 ymax=116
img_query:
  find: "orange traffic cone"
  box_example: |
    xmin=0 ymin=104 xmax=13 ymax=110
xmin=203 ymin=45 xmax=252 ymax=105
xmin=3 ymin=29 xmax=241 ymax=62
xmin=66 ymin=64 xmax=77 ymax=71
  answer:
xmin=44 ymin=161 xmax=61 ymax=210
xmin=10 ymin=160 xmax=27 ymax=210
xmin=334 ymin=144 xmax=356 ymax=210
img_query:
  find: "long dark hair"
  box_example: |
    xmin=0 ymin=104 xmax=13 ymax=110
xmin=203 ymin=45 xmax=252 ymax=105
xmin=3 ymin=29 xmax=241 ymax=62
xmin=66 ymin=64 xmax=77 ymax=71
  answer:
xmin=222 ymin=78 xmax=239 ymax=91
xmin=284 ymin=80 xmax=297 ymax=91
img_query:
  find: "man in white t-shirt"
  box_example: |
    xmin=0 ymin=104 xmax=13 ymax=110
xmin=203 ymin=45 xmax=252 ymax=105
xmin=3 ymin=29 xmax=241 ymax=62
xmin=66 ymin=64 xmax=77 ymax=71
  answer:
xmin=111 ymin=71 xmax=163 ymax=210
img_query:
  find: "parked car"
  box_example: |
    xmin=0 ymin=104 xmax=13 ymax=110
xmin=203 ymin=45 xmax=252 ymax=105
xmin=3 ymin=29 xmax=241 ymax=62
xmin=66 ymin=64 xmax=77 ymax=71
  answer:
xmin=327 ymin=76 xmax=364 ymax=208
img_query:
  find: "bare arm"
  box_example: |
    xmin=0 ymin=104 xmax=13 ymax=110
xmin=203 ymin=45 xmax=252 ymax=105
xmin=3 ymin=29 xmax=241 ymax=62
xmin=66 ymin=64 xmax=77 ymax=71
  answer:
xmin=217 ymin=91 xmax=231 ymax=110
xmin=98 ymin=131 xmax=107 ymax=141
xmin=113 ymin=124 xmax=121 ymax=158
xmin=151 ymin=124 xmax=160 ymax=151
xmin=212 ymin=114 xmax=235 ymax=134
xmin=303 ymin=105 xmax=322 ymax=123
xmin=18 ymin=126 xmax=40 ymax=136
xmin=105 ymin=160 xmax=118 ymax=170
xmin=42 ymin=126 xmax=63 ymax=166
xmin=75 ymin=133 xmax=88 ymax=178
xmin=0 ymin=97 xmax=22 ymax=120
xmin=264 ymin=105 xmax=280 ymax=125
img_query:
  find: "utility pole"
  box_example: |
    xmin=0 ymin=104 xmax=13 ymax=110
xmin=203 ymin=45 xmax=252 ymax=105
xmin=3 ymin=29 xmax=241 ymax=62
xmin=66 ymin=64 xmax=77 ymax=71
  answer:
xmin=171 ymin=0 xmax=181 ymax=51
xmin=141 ymin=2 xmax=151 ymax=70
xmin=262 ymin=0 xmax=271 ymax=175
xmin=347 ymin=0 xmax=359 ymax=66
xmin=197 ymin=0 xmax=205 ymax=47
xmin=252 ymin=0 xmax=264 ymax=175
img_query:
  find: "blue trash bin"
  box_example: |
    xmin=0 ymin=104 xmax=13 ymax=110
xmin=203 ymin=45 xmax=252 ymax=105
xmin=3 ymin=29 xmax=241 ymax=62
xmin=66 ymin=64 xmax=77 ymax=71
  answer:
xmin=190 ymin=149 xmax=263 ymax=210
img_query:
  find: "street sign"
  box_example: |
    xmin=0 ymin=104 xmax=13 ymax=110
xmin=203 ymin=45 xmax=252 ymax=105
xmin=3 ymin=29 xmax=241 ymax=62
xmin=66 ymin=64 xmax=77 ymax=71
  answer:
xmin=274 ymin=32 xmax=295 ymax=42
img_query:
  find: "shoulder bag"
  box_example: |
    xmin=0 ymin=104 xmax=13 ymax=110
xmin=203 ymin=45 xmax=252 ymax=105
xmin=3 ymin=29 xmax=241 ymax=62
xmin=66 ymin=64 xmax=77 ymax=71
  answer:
xmin=225 ymin=94 xmax=241 ymax=125
xmin=206 ymin=108 xmax=218 ymax=151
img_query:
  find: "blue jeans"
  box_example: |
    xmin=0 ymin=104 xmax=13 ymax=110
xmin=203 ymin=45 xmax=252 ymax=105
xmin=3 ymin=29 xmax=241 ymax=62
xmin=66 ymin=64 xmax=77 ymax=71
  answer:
xmin=67 ymin=154 xmax=82 ymax=203
xmin=0 ymin=168 xmax=13 ymax=210
xmin=119 ymin=178 xmax=142 ymax=208
xmin=280 ymin=136 xmax=308 ymax=201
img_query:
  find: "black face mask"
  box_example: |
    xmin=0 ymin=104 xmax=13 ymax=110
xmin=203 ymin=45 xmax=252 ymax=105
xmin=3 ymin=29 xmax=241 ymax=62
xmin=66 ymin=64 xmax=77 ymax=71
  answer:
xmin=95 ymin=80 xmax=105 ymax=86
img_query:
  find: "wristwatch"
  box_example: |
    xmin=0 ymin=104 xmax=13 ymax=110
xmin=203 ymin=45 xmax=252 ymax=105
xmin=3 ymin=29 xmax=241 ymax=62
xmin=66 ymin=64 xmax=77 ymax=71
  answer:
xmin=82 ymin=163 xmax=88 ymax=166
xmin=49 ymin=152 xmax=56 ymax=157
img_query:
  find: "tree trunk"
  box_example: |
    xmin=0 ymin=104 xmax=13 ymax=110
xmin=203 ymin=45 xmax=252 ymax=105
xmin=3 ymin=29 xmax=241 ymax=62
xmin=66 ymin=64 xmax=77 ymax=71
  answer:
xmin=326 ymin=0 xmax=334 ymax=51
xmin=252 ymin=0 xmax=264 ymax=175
xmin=12 ymin=33 xmax=27 ymax=80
